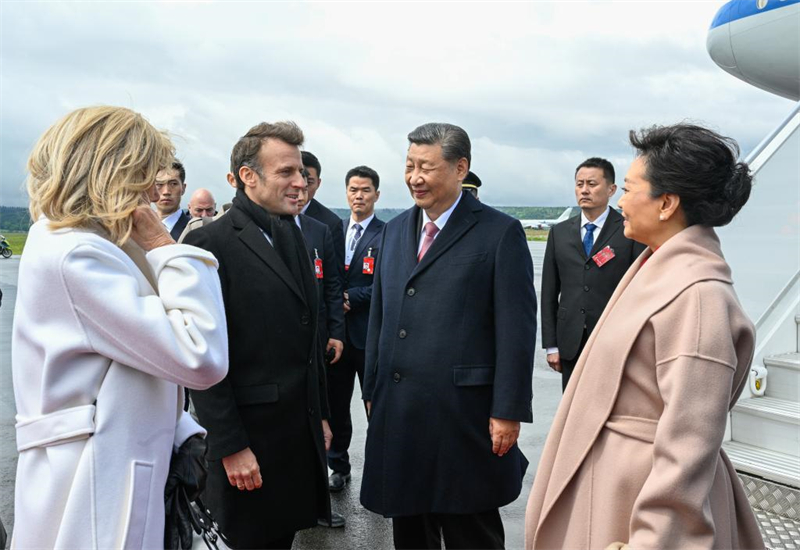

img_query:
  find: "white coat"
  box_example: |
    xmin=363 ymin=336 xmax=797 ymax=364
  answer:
xmin=11 ymin=219 xmax=229 ymax=549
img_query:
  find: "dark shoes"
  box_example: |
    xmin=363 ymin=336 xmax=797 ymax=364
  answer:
xmin=328 ymin=471 xmax=351 ymax=492
xmin=317 ymin=511 xmax=346 ymax=528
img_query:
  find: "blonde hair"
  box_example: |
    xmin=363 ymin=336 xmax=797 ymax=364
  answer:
xmin=26 ymin=106 xmax=175 ymax=245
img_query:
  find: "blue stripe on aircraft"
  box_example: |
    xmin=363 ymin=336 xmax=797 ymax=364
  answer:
xmin=710 ymin=0 xmax=800 ymax=29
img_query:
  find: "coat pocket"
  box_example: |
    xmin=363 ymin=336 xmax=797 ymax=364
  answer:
xmin=121 ymin=461 xmax=154 ymax=550
xmin=233 ymin=383 xmax=279 ymax=405
xmin=449 ymin=252 xmax=488 ymax=266
xmin=453 ymin=365 xmax=495 ymax=386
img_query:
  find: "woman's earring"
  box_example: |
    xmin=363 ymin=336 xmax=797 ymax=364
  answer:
xmin=659 ymin=214 xmax=665 ymax=221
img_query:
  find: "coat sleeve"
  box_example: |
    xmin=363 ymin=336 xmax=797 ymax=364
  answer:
xmin=322 ymin=226 xmax=345 ymax=342
xmin=182 ymin=229 xmax=250 ymax=461
xmin=490 ymin=220 xmax=536 ymax=422
xmin=60 ymin=241 xmax=228 ymax=390
xmin=540 ymin=227 xmax=560 ymax=350
xmin=629 ymin=283 xmax=741 ymax=548
xmin=361 ymin=228 xmax=387 ymax=402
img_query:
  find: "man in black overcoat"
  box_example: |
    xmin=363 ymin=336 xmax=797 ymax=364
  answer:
xmin=541 ymin=157 xmax=646 ymax=391
xmin=361 ymin=123 xmax=537 ymax=549
xmin=184 ymin=121 xmax=332 ymax=549
xmin=327 ymin=166 xmax=384 ymax=492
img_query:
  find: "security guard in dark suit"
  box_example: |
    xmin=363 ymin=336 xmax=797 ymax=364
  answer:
xmin=462 ymin=170 xmax=482 ymax=199
xmin=541 ymin=157 xmax=645 ymax=391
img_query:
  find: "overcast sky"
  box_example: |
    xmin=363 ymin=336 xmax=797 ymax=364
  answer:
xmin=0 ymin=0 xmax=794 ymax=210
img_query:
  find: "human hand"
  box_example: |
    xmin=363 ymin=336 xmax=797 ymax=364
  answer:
xmin=130 ymin=204 xmax=174 ymax=251
xmin=322 ymin=419 xmax=333 ymax=451
xmin=327 ymin=339 xmax=344 ymax=364
xmin=343 ymin=291 xmax=351 ymax=313
xmin=489 ymin=417 xmax=520 ymax=457
xmin=546 ymin=352 xmax=562 ymax=373
xmin=365 ymin=400 xmax=371 ymax=417
xmin=221 ymin=447 xmax=262 ymax=491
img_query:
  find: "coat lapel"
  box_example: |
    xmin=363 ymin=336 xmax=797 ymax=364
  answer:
xmin=231 ymin=208 xmax=305 ymax=303
xmin=352 ymin=219 xmax=381 ymax=264
xmin=400 ymin=208 xmax=421 ymax=275
xmin=569 ymin=215 xmax=586 ymax=260
xmin=532 ymin=225 xmax=734 ymax=540
xmin=589 ymin=208 xmax=622 ymax=256
xmin=411 ymin=193 xmax=480 ymax=278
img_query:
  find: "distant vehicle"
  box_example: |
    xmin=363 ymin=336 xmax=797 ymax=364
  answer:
xmin=0 ymin=235 xmax=11 ymax=259
xmin=520 ymin=208 xmax=575 ymax=230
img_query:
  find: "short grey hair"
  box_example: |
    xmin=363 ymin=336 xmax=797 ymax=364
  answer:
xmin=407 ymin=123 xmax=471 ymax=167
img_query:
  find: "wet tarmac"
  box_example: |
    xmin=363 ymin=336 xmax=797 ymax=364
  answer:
xmin=0 ymin=242 xmax=560 ymax=549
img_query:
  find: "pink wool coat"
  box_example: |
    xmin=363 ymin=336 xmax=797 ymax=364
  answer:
xmin=525 ymin=225 xmax=765 ymax=550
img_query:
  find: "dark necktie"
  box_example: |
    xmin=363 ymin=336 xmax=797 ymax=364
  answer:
xmin=583 ymin=223 xmax=597 ymax=257
xmin=350 ymin=223 xmax=363 ymax=251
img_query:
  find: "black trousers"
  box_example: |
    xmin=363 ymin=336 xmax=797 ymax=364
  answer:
xmin=561 ymin=328 xmax=589 ymax=392
xmin=327 ymin=343 xmax=366 ymax=474
xmin=392 ymin=509 xmax=505 ymax=550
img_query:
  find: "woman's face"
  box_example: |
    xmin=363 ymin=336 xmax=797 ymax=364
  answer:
xmin=618 ymin=156 xmax=662 ymax=248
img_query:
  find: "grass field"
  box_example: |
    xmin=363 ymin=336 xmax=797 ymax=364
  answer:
xmin=525 ymin=229 xmax=549 ymax=242
xmin=1 ymin=232 xmax=27 ymax=256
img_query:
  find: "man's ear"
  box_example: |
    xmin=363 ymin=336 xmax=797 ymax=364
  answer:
xmin=456 ymin=158 xmax=469 ymax=181
xmin=239 ymin=166 xmax=257 ymax=188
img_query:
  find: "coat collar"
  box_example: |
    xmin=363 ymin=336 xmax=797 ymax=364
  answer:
xmin=400 ymin=191 xmax=481 ymax=279
xmin=570 ymin=207 xmax=623 ymax=260
xmin=351 ymin=216 xmax=383 ymax=264
xmin=229 ymin=205 xmax=305 ymax=303
xmin=531 ymin=225 xmax=733 ymax=539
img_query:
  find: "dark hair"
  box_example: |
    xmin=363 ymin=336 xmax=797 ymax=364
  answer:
xmin=407 ymin=123 xmax=471 ymax=167
xmin=171 ymin=160 xmax=186 ymax=184
xmin=629 ymin=123 xmax=752 ymax=227
xmin=345 ymin=165 xmax=380 ymax=191
xmin=301 ymin=151 xmax=321 ymax=178
xmin=575 ymin=157 xmax=614 ymax=184
xmin=230 ymin=121 xmax=304 ymax=189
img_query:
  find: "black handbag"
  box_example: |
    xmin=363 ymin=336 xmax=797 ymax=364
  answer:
xmin=164 ymin=436 xmax=230 ymax=550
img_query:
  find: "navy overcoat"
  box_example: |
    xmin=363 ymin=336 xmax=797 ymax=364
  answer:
xmin=360 ymin=191 xmax=537 ymax=517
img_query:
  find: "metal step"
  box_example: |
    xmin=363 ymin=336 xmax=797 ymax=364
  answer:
xmin=725 ymin=441 xmax=800 ymax=489
xmin=765 ymin=353 xmax=800 ymax=402
xmin=731 ymin=397 xmax=800 ymax=455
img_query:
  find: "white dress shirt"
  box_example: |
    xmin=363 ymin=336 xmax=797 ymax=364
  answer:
xmin=546 ymin=206 xmax=611 ymax=356
xmin=161 ymin=209 xmax=183 ymax=234
xmin=345 ymin=214 xmax=375 ymax=267
xmin=416 ymin=192 xmax=463 ymax=256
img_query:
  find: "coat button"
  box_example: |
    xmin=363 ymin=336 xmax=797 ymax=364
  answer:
xmin=300 ymin=313 xmax=310 ymax=325
xmin=580 ymin=308 xmax=586 ymax=314
xmin=308 ymin=407 xmax=315 ymax=415
xmin=584 ymin=285 xmax=590 ymax=292
xmin=585 ymin=264 xmax=591 ymax=270
xmin=407 ymin=288 xmax=416 ymax=297
xmin=393 ymin=372 xmax=401 ymax=382
xmin=399 ymin=329 xmax=407 ymax=339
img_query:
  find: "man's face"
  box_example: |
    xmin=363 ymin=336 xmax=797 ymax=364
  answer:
xmin=154 ymin=168 xmax=186 ymax=216
xmin=188 ymin=195 xmax=216 ymax=218
xmin=405 ymin=143 xmax=467 ymax=220
xmin=242 ymin=139 xmax=305 ymax=215
xmin=297 ymin=183 xmax=309 ymax=215
xmin=346 ymin=176 xmax=380 ymax=218
xmin=305 ymin=166 xmax=321 ymax=202
xmin=574 ymin=167 xmax=616 ymax=212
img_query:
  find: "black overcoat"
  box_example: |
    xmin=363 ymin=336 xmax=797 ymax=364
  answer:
xmin=304 ymin=198 xmax=345 ymax=268
xmin=540 ymin=207 xmax=646 ymax=361
xmin=360 ymin=191 xmax=537 ymax=517
xmin=184 ymin=205 xmax=330 ymax=547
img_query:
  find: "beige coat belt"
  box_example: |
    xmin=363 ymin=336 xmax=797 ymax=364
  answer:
xmin=15 ymin=404 xmax=96 ymax=452
xmin=603 ymin=415 xmax=658 ymax=444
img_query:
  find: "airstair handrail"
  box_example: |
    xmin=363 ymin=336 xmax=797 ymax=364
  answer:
xmin=755 ymin=269 xmax=800 ymax=330
xmin=745 ymin=101 xmax=800 ymax=173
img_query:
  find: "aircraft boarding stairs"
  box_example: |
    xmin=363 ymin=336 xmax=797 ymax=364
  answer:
xmin=718 ymin=102 xmax=800 ymax=549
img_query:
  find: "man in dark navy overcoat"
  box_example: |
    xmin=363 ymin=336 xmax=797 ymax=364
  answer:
xmin=360 ymin=123 xmax=537 ymax=549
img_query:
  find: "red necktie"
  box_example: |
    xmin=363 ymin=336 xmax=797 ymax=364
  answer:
xmin=417 ymin=221 xmax=440 ymax=261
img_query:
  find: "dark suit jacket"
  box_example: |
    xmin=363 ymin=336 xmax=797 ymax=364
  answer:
xmin=304 ymin=198 xmax=345 ymax=268
xmin=168 ymin=210 xmax=190 ymax=241
xmin=297 ymin=214 xmax=345 ymax=344
xmin=540 ymin=207 xmax=646 ymax=361
xmin=360 ymin=191 xmax=537 ymax=517
xmin=342 ymin=216 xmax=384 ymax=350
xmin=183 ymin=205 xmax=330 ymax=545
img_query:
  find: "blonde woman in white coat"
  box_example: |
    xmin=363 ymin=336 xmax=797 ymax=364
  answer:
xmin=11 ymin=106 xmax=229 ymax=549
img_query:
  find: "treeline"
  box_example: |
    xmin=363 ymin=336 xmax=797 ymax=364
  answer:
xmin=0 ymin=206 xmax=31 ymax=232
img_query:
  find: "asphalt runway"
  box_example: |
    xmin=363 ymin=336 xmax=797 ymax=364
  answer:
xmin=0 ymin=241 xmax=561 ymax=549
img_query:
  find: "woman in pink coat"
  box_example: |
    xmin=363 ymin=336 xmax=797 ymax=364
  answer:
xmin=525 ymin=124 xmax=765 ymax=550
